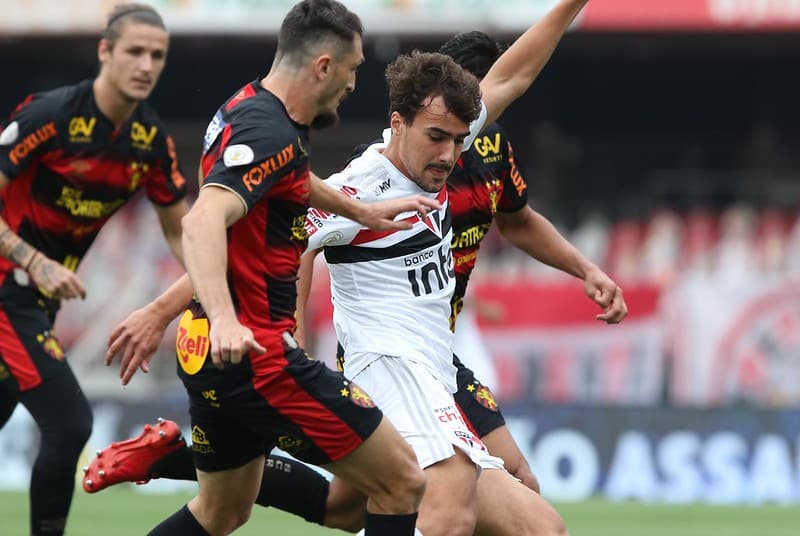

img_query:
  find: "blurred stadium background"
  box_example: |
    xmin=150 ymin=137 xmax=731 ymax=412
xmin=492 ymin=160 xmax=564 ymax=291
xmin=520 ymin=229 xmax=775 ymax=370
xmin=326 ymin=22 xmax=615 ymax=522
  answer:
xmin=2 ymin=0 xmax=800 ymax=532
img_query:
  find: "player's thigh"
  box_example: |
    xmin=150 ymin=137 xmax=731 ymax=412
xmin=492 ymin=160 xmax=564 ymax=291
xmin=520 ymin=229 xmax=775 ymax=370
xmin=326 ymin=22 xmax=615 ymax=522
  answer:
xmin=324 ymin=416 xmax=422 ymax=504
xmin=474 ymin=468 xmax=567 ymax=536
xmin=417 ymin=449 xmax=480 ymax=536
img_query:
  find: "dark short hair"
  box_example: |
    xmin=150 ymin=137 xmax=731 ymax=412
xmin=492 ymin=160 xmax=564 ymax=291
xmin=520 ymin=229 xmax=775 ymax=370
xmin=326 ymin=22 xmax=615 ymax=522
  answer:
xmin=103 ymin=3 xmax=166 ymax=46
xmin=385 ymin=51 xmax=481 ymax=126
xmin=438 ymin=31 xmax=506 ymax=80
xmin=277 ymin=0 xmax=363 ymax=65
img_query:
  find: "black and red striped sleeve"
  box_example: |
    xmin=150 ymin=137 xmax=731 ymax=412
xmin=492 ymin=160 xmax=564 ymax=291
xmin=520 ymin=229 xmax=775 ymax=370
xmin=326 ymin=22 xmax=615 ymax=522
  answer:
xmin=0 ymin=94 xmax=61 ymax=180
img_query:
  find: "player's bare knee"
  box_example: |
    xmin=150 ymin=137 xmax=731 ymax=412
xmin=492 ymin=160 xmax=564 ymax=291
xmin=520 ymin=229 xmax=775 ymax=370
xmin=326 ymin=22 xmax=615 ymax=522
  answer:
xmin=375 ymin=459 xmax=426 ymax=511
xmin=421 ymin=508 xmax=476 ymax=536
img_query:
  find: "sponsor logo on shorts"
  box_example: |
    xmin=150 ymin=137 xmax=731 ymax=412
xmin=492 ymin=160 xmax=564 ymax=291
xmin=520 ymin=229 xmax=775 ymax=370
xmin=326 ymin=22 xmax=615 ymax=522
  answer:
xmin=466 ymin=382 xmax=499 ymax=412
xmin=454 ymin=429 xmax=486 ymax=451
xmin=341 ymin=381 xmax=375 ymax=408
xmin=176 ymin=310 xmax=210 ymax=375
xmin=201 ymin=389 xmax=220 ymax=408
xmin=0 ymin=363 xmax=10 ymax=381
xmin=191 ymin=425 xmax=215 ymax=454
xmin=36 ymin=331 xmax=64 ymax=361
xmin=277 ymin=436 xmax=306 ymax=455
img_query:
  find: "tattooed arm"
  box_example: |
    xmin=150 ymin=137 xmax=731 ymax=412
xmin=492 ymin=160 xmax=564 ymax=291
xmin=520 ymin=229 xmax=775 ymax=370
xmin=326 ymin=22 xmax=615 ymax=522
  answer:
xmin=0 ymin=172 xmax=85 ymax=299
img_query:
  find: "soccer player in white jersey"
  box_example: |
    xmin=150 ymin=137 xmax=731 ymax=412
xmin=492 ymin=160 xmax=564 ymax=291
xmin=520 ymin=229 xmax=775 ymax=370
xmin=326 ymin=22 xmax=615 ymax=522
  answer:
xmin=301 ymin=41 xmax=625 ymax=533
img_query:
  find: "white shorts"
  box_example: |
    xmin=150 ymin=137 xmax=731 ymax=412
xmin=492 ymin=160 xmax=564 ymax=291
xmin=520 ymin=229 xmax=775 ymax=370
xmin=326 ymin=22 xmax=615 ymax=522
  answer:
xmin=351 ymin=354 xmax=505 ymax=471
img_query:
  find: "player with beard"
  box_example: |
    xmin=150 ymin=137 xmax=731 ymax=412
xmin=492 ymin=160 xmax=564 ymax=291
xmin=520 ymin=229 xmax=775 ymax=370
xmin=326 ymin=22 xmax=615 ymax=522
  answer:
xmin=0 ymin=4 xmax=189 ymax=535
xmin=119 ymin=1 xmax=442 ymax=535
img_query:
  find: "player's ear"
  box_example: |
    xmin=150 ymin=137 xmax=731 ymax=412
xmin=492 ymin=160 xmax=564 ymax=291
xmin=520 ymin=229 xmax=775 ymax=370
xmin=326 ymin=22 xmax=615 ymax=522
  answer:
xmin=390 ymin=112 xmax=405 ymax=135
xmin=98 ymin=38 xmax=111 ymax=64
xmin=314 ymin=54 xmax=333 ymax=81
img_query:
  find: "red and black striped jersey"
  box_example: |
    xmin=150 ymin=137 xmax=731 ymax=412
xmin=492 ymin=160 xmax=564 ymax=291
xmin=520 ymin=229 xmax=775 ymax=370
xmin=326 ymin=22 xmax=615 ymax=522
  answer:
xmin=198 ymin=81 xmax=311 ymax=336
xmin=0 ymin=79 xmax=187 ymax=281
xmin=447 ymin=122 xmax=528 ymax=326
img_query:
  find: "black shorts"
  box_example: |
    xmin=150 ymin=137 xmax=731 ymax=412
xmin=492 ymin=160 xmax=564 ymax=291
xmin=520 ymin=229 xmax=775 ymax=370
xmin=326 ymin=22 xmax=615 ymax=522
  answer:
xmin=336 ymin=343 xmax=506 ymax=439
xmin=452 ymin=354 xmax=506 ymax=438
xmin=0 ymin=272 xmax=67 ymax=394
xmin=180 ymin=331 xmax=383 ymax=473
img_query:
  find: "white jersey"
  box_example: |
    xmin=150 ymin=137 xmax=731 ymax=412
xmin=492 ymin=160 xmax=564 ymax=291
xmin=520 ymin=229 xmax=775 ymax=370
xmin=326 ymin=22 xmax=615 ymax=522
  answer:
xmin=306 ymin=103 xmax=487 ymax=392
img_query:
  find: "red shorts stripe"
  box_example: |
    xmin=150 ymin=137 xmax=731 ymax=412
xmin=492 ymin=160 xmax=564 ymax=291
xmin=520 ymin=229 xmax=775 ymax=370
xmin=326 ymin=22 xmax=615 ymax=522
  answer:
xmin=252 ymin=349 xmax=364 ymax=461
xmin=0 ymin=304 xmax=42 ymax=391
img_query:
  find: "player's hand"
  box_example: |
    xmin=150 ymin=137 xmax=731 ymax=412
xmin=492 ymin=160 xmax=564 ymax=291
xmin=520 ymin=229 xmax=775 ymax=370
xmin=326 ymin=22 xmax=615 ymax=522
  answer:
xmin=357 ymin=195 xmax=441 ymax=231
xmin=208 ymin=314 xmax=266 ymax=369
xmin=106 ymin=304 xmax=172 ymax=385
xmin=27 ymin=254 xmax=86 ymax=301
xmin=583 ymin=266 xmax=627 ymax=324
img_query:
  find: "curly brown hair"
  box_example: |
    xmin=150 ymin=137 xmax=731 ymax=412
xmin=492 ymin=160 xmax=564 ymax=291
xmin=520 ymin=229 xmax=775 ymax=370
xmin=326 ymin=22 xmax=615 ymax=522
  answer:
xmin=385 ymin=51 xmax=481 ymax=126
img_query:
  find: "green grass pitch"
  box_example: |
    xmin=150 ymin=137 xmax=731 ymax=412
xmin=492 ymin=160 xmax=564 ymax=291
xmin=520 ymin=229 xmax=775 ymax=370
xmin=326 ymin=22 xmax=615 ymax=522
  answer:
xmin=1 ymin=487 xmax=798 ymax=535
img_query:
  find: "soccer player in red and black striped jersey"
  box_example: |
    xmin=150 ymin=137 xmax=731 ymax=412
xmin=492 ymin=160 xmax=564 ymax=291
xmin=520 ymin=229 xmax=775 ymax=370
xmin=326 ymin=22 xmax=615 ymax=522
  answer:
xmin=0 ymin=4 xmax=188 ymax=535
xmin=126 ymin=2 xmax=440 ymax=535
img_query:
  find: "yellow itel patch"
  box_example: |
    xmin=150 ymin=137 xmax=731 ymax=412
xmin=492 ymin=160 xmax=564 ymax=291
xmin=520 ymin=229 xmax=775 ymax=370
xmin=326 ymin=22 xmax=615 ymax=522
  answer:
xmin=176 ymin=310 xmax=210 ymax=375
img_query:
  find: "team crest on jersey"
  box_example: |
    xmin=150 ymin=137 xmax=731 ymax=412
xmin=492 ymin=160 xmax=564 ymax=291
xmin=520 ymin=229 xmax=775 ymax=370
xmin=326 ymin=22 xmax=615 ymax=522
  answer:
xmin=0 ymin=121 xmax=19 ymax=146
xmin=466 ymin=382 xmax=499 ymax=412
xmin=341 ymin=381 xmax=375 ymax=408
xmin=419 ymin=208 xmax=443 ymax=238
xmin=36 ymin=331 xmax=64 ymax=361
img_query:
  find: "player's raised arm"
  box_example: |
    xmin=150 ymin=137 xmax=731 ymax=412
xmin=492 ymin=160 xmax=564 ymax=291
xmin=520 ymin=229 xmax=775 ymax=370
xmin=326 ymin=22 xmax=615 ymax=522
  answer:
xmin=480 ymin=0 xmax=588 ymax=125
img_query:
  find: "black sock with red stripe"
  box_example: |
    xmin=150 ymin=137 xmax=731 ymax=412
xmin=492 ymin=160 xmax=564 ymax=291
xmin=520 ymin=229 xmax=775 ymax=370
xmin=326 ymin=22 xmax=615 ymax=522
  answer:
xmin=148 ymin=505 xmax=209 ymax=535
xmin=255 ymin=454 xmax=330 ymax=525
xmin=364 ymin=512 xmax=419 ymax=535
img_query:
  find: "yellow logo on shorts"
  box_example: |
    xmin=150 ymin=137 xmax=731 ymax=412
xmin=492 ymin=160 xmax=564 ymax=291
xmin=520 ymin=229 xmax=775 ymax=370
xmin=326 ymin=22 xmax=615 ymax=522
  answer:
xmin=176 ymin=310 xmax=209 ymax=375
xmin=467 ymin=382 xmax=499 ymax=412
xmin=191 ymin=425 xmax=215 ymax=454
xmin=342 ymin=382 xmax=375 ymax=408
xmin=36 ymin=331 xmax=64 ymax=361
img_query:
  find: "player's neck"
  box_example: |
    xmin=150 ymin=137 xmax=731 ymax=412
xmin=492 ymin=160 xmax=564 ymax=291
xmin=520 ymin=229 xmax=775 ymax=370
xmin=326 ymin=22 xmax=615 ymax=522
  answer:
xmin=382 ymin=139 xmax=413 ymax=179
xmin=260 ymin=68 xmax=317 ymax=127
xmin=92 ymin=78 xmax=139 ymax=128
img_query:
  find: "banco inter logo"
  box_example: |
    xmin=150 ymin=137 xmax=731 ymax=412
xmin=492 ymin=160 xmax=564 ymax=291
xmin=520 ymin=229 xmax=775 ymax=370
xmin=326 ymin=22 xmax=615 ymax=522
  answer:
xmin=406 ymin=244 xmax=454 ymax=297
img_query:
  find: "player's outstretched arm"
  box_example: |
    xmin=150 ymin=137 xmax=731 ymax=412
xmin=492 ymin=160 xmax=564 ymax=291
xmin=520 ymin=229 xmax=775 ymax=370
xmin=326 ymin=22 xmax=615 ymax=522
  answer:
xmin=0 ymin=172 xmax=86 ymax=300
xmin=480 ymin=0 xmax=588 ymax=125
xmin=106 ymin=273 xmax=194 ymax=385
xmin=496 ymin=205 xmax=627 ymax=324
xmin=309 ymin=175 xmax=440 ymax=231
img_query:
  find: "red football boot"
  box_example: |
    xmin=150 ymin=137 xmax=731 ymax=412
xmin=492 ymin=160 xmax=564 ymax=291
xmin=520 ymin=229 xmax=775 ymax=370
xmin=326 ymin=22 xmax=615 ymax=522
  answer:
xmin=82 ymin=418 xmax=185 ymax=493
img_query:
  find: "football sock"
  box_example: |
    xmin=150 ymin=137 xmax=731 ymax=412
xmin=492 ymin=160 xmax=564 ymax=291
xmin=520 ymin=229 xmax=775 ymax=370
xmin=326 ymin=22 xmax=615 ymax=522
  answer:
xmin=148 ymin=505 xmax=209 ymax=535
xmin=150 ymin=445 xmax=197 ymax=480
xmin=256 ymin=454 xmax=330 ymax=524
xmin=364 ymin=512 xmax=419 ymax=535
